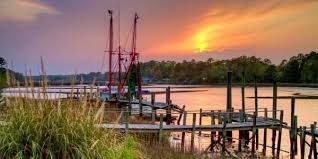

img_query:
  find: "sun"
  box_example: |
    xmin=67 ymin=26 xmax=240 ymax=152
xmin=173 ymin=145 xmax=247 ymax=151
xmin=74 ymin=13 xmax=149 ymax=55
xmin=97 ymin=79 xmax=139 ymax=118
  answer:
xmin=194 ymin=30 xmax=209 ymax=53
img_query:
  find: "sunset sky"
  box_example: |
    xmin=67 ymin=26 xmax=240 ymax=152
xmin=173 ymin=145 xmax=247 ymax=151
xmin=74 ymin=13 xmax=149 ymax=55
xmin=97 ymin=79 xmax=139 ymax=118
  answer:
xmin=1 ymin=0 xmax=318 ymax=74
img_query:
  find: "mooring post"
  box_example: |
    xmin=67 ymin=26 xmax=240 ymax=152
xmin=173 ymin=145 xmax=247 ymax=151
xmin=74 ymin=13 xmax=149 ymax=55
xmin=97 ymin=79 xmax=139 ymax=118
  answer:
xmin=222 ymin=113 xmax=227 ymax=158
xmin=159 ymin=114 xmax=163 ymax=143
xmin=290 ymin=97 xmax=296 ymax=159
xmin=191 ymin=113 xmax=196 ymax=153
xmin=272 ymin=81 xmax=277 ymax=156
xmin=262 ymin=108 xmax=268 ymax=156
xmin=199 ymin=108 xmax=202 ymax=136
xmin=238 ymin=109 xmax=243 ymax=152
xmin=254 ymin=76 xmax=259 ymax=150
xmin=277 ymin=110 xmax=284 ymax=158
xmin=300 ymin=126 xmax=306 ymax=159
xmin=218 ymin=110 xmax=222 ymax=142
xmin=294 ymin=116 xmax=298 ymax=155
xmin=84 ymin=86 xmax=87 ymax=98
xmin=151 ymin=93 xmax=156 ymax=124
xmin=310 ymin=123 xmax=317 ymax=159
xmin=241 ymin=71 xmax=246 ymax=113
xmin=181 ymin=111 xmax=187 ymax=152
xmin=166 ymin=87 xmax=171 ymax=125
xmin=210 ymin=110 xmax=215 ymax=151
xmin=252 ymin=112 xmax=257 ymax=158
xmin=226 ymin=72 xmax=233 ymax=142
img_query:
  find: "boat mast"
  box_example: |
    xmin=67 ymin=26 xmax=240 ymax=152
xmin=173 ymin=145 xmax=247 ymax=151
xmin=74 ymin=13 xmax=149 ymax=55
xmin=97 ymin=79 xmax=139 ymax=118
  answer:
xmin=118 ymin=9 xmax=122 ymax=96
xmin=108 ymin=10 xmax=113 ymax=97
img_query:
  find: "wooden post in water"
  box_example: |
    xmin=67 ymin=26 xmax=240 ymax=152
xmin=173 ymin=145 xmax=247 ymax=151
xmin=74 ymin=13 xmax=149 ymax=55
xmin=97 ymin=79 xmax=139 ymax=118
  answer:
xmin=272 ymin=81 xmax=277 ymax=156
xmin=277 ymin=110 xmax=284 ymax=158
xmin=262 ymin=108 xmax=268 ymax=156
xmin=226 ymin=72 xmax=233 ymax=142
xmin=159 ymin=114 xmax=163 ymax=143
xmin=166 ymin=87 xmax=171 ymax=124
xmin=217 ymin=110 xmax=222 ymax=142
xmin=300 ymin=126 xmax=306 ymax=159
xmin=241 ymin=71 xmax=246 ymax=113
xmin=238 ymin=109 xmax=243 ymax=152
xmin=222 ymin=113 xmax=227 ymax=157
xmin=181 ymin=111 xmax=187 ymax=152
xmin=294 ymin=116 xmax=298 ymax=155
xmin=151 ymin=93 xmax=156 ymax=124
xmin=199 ymin=108 xmax=202 ymax=136
xmin=290 ymin=97 xmax=296 ymax=159
xmin=309 ymin=123 xmax=317 ymax=159
xmin=252 ymin=112 xmax=257 ymax=158
xmin=210 ymin=111 xmax=215 ymax=151
xmin=191 ymin=113 xmax=196 ymax=153
xmin=254 ymin=76 xmax=259 ymax=150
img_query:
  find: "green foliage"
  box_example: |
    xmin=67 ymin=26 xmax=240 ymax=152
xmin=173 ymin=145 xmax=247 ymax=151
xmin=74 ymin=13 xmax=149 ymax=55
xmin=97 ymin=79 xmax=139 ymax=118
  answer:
xmin=141 ymin=51 xmax=318 ymax=84
xmin=0 ymin=98 xmax=142 ymax=158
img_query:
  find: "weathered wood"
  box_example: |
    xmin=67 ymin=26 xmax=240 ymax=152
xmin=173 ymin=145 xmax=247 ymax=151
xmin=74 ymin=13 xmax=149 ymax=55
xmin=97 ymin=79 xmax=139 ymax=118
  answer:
xmin=151 ymin=93 xmax=156 ymax=124
xmin=210 ymin=111 xmax=215 ymax=151
xmin=177 ymin=105 xmax=185 ymax=125
xmin=238 ymin=110 xmax=243 ymax=152
xmin=181 ymin=111 xmax=187 ymax=152
xmin=199 ymin=108 xmax=202 ymax=136
xmin=166 ymin=87 xmax=171 ymax=124
xmin=294 ymin=116 xmax=298 ymax=155
xmin=227 ymin=72 xmax=233 ymax=142
xmin=300 ymin=126 xmax=306 ymax=159
xmin=254 ymin=76 xmax=259 ymax=150
xmin=272 ymin=81 xmax=277 ymax=157
xmin=241 ymin=71 xmax=246 ymax=113
xmin=290 ymin=97 xmax=296 ymax=159
xmin=159 ymin=114 xmax=163 ymax=143
xmin=222 ymin=113 xmax=227 ymax=157
xmin=262 ymin=108 xmax=268 ymax=156
xmin=277 ymin=110 xmax=284 ymax=158
xmin=310 ymin=123 xmax=317 ymax=159
xmin=191 ymin=113 xmax=196 ymax=153
xmin=218 ymin=110 xmax=222 ymax=142
xmin=252 ymin=112 xmax=257 ymax=158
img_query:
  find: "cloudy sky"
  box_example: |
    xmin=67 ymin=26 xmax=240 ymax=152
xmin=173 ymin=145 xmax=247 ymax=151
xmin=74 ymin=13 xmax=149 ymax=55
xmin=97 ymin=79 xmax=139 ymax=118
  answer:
xmin=1 ymin=0 xmax=318 ymax=74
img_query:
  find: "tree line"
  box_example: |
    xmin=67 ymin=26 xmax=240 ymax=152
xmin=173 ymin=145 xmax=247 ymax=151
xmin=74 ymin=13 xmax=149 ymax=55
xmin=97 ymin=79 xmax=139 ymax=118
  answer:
xmin=141 ymin=51 xmax=318 ymax=84
xmin=0 ymin=51 xmax=317 ymax=87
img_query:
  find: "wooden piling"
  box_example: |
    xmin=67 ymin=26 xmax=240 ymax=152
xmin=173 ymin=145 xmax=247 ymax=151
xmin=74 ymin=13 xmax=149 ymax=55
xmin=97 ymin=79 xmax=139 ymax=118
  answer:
xmin=159 ymin=114 xmax=163 ymax=143
xmin=277 ymin=110 xmax=284 ymax=158
xmin=222 ymin=113 xmax=227 ymax=157
xmin=217 ymin=110 xmax=222 ymax=142
xmin=226 ymin=72 xmax=233 ymax=141
xmin=294 ymin=116 xmax=298 ymax=155
xmin=199 ymin=108 xmax=202 ymax=136
xmin=241 ymin=71 xmax=246 ymax=113
xmin=238 ymin=110 xmax=243 ymax=152
xmin=254 ymin=76 xmax=259 ymax=150
xmin=310 ymin=123 xmax=317 ymax=159
xmin=252 ymin=112 xmax=257 ymax=158
xmin=191 ymin=113 xmax=196 ymax=153
xmin=262 ymin=108 xmax=268 ymax=156
xmin=181 ymin=111 xmax=187 ymax=152
xmin=210 ymin=111 xmax=215 ymax=151
xmin=166 ymin=87 xmax=171 ymax=124
xmin=151 ymin=93 xmax=156 ymax=124
xmin=300 ymin=126 xmax=306 ymax=159
xmin=272 ymin=81 xmax=277 ymax=157
xmin=290 ymin=97 xmax=296 ymax=159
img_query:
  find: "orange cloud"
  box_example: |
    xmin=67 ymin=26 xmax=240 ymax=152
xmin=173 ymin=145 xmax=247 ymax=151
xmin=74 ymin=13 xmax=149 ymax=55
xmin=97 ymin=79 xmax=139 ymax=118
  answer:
xmin=0 ymin=0 xmax=59 ymax=22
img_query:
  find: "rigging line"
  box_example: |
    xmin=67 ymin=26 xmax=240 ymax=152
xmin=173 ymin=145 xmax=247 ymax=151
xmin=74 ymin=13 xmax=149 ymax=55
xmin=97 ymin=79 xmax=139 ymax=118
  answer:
xmin=98 ymin=17 xmax=110 ymax=74
xmin=123 ymin=21 xmax=134 ymax=52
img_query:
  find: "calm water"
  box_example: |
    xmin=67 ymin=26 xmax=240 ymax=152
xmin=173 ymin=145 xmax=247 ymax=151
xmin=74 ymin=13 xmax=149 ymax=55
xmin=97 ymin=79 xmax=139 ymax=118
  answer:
xmin=144 ymin=85 xmax=318 ymax=157
xmin=3 ymin=85 xmax=318 ymax=157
